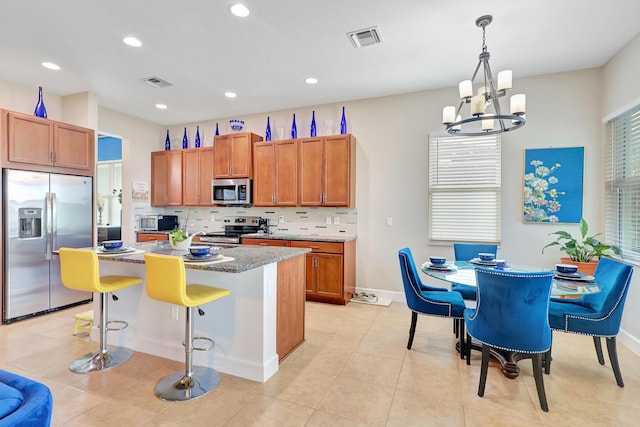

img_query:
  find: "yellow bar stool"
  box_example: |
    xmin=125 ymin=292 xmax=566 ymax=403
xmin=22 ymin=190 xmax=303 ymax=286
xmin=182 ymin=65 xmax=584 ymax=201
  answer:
xmin=59 ymin=248 xmax=143 ymax=373
xmin=144 ymin=253 xmax=231 ymax=401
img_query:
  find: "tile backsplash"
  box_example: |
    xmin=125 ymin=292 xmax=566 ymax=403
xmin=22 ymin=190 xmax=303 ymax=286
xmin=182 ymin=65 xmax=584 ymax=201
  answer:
xmin=147 ymin=207 xmax=357 ymax=236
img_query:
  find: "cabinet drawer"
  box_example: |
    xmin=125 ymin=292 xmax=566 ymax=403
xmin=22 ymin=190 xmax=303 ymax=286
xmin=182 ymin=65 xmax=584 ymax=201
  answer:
xmin=290 ymin=240 xmax=343 ymax=254
xmin=243 ymin=238 xmax=290 ymax=247
xmin=136 ymin=233 xmax=168 ymax=242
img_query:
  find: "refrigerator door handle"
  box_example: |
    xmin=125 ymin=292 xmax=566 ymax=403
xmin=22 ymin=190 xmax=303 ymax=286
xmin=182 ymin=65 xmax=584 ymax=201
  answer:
xmin=51 ymin=192 xmax=58 ymax=253
xmin=45 ymin=192 xmax=52 ymax=260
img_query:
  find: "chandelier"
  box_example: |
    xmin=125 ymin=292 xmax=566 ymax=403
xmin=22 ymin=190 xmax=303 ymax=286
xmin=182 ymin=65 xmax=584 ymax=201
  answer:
xmin=442 ymin=15 xmax=526 ymax=136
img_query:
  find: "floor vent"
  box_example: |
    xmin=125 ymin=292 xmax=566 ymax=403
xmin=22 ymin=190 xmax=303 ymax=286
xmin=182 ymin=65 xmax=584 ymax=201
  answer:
xmin=143 ymin=76 xmax=174 ymax=88
xmin=347 ymin=26 xmax=383 ymax=48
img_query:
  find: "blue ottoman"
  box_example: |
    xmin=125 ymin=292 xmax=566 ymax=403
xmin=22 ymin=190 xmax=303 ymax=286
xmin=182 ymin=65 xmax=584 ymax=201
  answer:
xmin=0 ymin=370 xmax=52 ymax=426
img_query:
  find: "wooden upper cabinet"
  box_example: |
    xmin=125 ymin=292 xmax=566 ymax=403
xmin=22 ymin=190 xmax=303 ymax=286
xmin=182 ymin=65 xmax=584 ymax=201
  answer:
xmin=298 ymin=134 xmax=355 ymax=207
xmin=151 ymin=150 xmax=183 ymax=206
xmin=182 ymin=147 xmax=214 ymax=206
xmin=253 ymin=139 xmax=297 ymax=206
xmin=214 ymin=132 xmax=262 ymax=178
xmin=3 ymin=109 xmax=94 ymax=175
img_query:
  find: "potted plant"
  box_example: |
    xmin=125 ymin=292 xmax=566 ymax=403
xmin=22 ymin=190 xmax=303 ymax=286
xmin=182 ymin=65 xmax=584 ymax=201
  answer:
xmin=542 ymin=218 xmax=622 ymax=275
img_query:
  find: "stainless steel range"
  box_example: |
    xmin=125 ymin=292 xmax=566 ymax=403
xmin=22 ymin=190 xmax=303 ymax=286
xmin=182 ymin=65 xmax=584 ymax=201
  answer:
xmin=199 ymin=216 xmax=268 ymax=245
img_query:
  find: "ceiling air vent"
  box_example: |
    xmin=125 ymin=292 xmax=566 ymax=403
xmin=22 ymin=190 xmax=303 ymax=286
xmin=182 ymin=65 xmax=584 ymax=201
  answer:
xmin=347 ymin=26 xmax=383 ymax=48
xmin=143 ymin=76 xmax=174 ymax=88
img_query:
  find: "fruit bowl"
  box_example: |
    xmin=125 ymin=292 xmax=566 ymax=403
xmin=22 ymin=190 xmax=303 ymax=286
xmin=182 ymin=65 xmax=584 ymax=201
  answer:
xmin=102 ymin=240 xmax=124 ymax=250
xmin=189 ymin=246 xmax=211 ymax=257
xmin=230 ymin=119 xmax=244 ymax=132
xmin=429 ymin=256 xmax=447 ymax=266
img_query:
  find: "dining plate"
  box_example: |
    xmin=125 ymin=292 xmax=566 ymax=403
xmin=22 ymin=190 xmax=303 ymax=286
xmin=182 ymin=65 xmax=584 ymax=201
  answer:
xmin=423 ymin=262 xmax=458 ymax=272
xmin=182 ymin=254 xmax=224 ymax=262
xmin=554 ymin=272 xmax=595 ymax=282
xmin=469 ymin=258 xmax=498 ymax=266
xmin=96 ymin=246 xmax=135 ymax=254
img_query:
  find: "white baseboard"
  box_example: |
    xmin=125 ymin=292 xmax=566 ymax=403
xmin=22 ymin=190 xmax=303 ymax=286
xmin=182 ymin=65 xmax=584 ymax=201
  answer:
xmin=618 ymin=328 xmax=640 ymax=357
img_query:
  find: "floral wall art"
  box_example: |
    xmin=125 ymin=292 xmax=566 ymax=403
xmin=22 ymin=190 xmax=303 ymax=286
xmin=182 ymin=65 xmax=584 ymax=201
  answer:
xmin=523 ymin=147 xmax=584 ymax=223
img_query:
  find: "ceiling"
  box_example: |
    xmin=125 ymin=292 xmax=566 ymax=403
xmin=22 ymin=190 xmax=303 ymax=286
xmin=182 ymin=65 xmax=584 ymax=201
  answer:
xmin=1 ymin=0 xmax=639 ymax=126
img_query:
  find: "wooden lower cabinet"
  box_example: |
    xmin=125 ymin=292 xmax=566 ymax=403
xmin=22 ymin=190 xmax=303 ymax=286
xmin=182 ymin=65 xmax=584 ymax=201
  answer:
xmin=244 ymin=238 xmax=356 ymax=305
xmin=136 ymin=232 xmax=168 ymax=242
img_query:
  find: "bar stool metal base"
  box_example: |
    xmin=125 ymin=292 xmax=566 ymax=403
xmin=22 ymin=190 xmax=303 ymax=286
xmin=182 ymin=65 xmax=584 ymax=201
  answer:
xmin=70 ymin=347 xmax=134 ymax=373
xmin=154 ymin=367 xmax=221 ymax=401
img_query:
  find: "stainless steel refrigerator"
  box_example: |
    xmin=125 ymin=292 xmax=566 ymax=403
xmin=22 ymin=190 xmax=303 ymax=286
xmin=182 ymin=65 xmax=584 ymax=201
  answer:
xmin=2 ymin=169 xmax=93 ymax=323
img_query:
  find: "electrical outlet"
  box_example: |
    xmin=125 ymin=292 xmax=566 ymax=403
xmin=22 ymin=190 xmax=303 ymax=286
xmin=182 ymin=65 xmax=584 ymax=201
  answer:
xmin=278 ymin=215 xmax=284 ymax=224
xmin=326 ymin=216 xmax=332 ymax=225
xmin=387 ymin=217 xmax=393 ymax=226
xmin=210 ymin=214 xmax=215 ymax=222
xmin=333 ymin=216 xmax=340 ymax=225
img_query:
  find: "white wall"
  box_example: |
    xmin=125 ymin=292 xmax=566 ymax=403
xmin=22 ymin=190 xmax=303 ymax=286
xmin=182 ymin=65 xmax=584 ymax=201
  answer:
xmin=602 ymin=33 xmax=640 ymax=353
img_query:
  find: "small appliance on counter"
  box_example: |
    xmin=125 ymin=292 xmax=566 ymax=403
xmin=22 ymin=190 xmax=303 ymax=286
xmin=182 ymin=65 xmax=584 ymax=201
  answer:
xmin=138 ymin=214 xmax=179 ymax=231
xmin=199 ymin=216 xmax=262 ymax=245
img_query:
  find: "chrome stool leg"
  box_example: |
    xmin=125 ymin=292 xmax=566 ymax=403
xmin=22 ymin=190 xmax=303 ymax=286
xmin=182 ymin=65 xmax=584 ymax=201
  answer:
xmin=154 ymin=306 xmax=220 ymax=401
xmin=70 ymin=292 xmax=133 ymax=373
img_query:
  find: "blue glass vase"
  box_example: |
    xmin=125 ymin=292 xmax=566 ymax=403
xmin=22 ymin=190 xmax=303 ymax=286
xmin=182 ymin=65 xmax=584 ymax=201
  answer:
xmin=340 ymin=106 xmax=347 ymax=134
xmin=34 ymin=86 xmax=47 ymax=118
xmin=165 ymin=129 xmax=171 ymax=150
xmin=265 ymin=117 xmax=272 ymax=141
xmin=310 ymin=111 xmax=316 ymax=137
xmin=291 ymin=114 xmax=297 ymax=139
xmin=215 ymin=123 xmax=219 ymax=136
xmin=182 ymin=127 xmax=188 ymax=149
xmin=195 ymin=126 xmax=201 ymax=148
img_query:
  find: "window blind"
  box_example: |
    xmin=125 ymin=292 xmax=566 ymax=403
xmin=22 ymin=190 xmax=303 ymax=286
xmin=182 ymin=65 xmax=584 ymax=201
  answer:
xmin=605 ymin=105 xmax=640 ymax=263
xmin=428 ymin=134 xmax=501 ymax=243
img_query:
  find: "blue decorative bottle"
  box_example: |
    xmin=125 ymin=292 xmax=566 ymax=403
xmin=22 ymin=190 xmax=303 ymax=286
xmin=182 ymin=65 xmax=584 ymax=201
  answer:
xmin=340 ymin=106 xmax=347 ymax=134
xmin=291 ymin=114 xmax=297 ymax=139
xmin=195 ymin=126 xmax=201 ymax=148
xmin=310 ymin=111 xmax=317 ymax=137
xmin=265 ymin=117 xmax=272 ymax=141
xmin=182 ymin=127 xmax=188 ymax=149
xmin=215 ymin=123 xmax=219 ymax=136
xmin=165 ymin=129 xmax=171 ymax=150
xmin=34 ymin=86 xmax=47 ymax=118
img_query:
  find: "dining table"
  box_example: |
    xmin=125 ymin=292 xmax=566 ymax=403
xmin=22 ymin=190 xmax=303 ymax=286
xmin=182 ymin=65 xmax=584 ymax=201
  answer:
xmin=421 ymin=260 xmax=601 ymax=378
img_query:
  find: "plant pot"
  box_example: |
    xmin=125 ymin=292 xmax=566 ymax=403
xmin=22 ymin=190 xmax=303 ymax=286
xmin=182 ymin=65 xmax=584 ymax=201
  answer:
xmin=560 ymin=257 xmax=598 ymax=276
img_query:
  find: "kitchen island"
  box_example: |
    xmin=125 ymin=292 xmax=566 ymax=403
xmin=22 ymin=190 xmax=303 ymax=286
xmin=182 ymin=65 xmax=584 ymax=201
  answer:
xmin=95 ymin=243 xmax=309 ymax=383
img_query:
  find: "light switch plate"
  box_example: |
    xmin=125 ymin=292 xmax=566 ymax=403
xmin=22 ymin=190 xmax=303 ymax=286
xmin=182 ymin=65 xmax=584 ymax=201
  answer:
xmin=326 ymin=216 xmax=332 ymax=225
xmin=279 ymin=215 xmax=284 ymax=224
xmin=333 ymin=216 xmax=340 ymax=224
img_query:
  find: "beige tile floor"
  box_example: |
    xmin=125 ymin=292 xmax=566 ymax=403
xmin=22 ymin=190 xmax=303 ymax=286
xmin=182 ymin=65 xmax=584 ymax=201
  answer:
xmin=1 ymin=300 xmax=639 ymax=426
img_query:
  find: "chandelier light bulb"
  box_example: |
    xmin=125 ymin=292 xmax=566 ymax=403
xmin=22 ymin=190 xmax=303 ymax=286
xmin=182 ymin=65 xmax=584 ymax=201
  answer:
xmin=482 ymin=116 xmax=495 ymax=130
xmin=510 ymin=94 xmax=526 ymax=115
xmin=498 ymin=70 xmax=512 ymax=91
xmin=471 ymin=95 xmax=486 ymax=115
xmin=452 ymin=115 xmax=462 ymax=131
xmin=442 ymin=106 xmax=456 ymax=124
xmin=459 ymin=80 xmax=473 ymax=99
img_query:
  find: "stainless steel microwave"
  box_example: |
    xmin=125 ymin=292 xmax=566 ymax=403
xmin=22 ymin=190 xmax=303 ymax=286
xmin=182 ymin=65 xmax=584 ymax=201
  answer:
xmin=212 ymin=179 xmax=252 ymax=205
xmin=138 ymin=214 xmax=179 ymax=231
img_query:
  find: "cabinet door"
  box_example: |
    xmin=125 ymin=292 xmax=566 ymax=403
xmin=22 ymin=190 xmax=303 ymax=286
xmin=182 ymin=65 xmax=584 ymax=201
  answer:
xmin=7 ymin=112 xmax=54 ymax=166
xmin=315 ymin=253 xmax=344 ymax=299
xmin=198 ymin=146 xmax=214 ymax=205
xmin=182 ymin=149 xmax=200 ymax=205
xmin=214 ymin=135 xmax=231 ymax=177
xmin=54 ymin=122 xmax=93 ymax=171
xmin=151 ymin=150 xmax=182 ymax=206
xmin=323 ymin=135 xmax=353 ymax=207
xmin=298 ymin=138 xmax=324 ymax=206
xmin=304 ymin=253 xmax=315 ymax=295
xmin=229 ymin=133 xmax=252 ymax=177
xmin=275 ymin=139 xmax=297 ymax=206
xmin=253 ymin=142 xmax=276 ymax=206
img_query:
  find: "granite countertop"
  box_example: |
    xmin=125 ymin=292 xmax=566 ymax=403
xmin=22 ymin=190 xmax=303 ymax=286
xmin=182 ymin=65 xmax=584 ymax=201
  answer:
xmin=97 ymin=243 xmax=310 ymax=273
xmin=241 ymin=233 xmax=357 ymax=243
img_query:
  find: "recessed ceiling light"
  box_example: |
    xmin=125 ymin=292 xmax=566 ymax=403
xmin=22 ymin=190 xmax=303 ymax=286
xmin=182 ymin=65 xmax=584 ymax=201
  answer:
xmin=156 ymin=104 xmax=168 ymax=110
xmin=229 ymin=3 xmax=250 ymax=17
xmin=42 ymin=62 xmax=60 ymax=70
xmin=225 ymin=92 xmax=237 ymax=98
xmin=305 ymin=77 xmax=318 ymax=85
xmin=123 ymin=36 xmax=142 ymax=47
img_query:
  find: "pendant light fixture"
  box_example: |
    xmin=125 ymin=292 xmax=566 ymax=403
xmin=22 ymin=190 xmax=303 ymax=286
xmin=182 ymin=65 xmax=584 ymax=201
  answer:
xmin=442 ymin=15 xmax=526 ymax=136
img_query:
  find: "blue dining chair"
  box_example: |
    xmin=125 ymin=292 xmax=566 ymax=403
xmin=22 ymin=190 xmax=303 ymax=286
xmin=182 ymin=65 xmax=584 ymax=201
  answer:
xmin=464 ymin=268 xmax=554 ymax=412
xmin=398 ymin=248 xmax=466 ymax=357
xmin=545 ymin=257 xmax=633 ymax=387
xmin=451 ymin=243 xmax=498 ymax=300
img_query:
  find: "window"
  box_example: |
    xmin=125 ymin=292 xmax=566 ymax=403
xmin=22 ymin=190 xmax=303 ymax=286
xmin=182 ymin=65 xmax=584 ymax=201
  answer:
xmin=605 ymin=104 xmax=640 ymax=263
xmin=428 ymin=133 xmax=501 ymax=243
